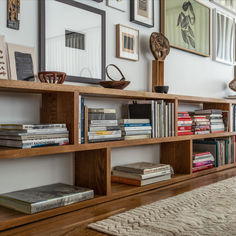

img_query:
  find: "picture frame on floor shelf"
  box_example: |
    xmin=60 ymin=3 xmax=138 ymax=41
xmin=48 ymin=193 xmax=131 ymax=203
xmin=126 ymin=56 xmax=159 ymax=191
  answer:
xmin=160 ymin=0 xmax=211 ymax=57
xmin=130 ymin=0 xmax=154 ymax=28
xmin=39 ymin=0 xmax=106 ymax=84
xmin=106 ymin=0 xmax=126 ymax=12
xmin=0 ymin=36 xmax=9 ymax=80
xmin=212 ymin=9 xmax=235 ymax=65
xmin=7 ymin=0 xmax=20 ymax=30
xmin=7 ymin=43 xmax=37 ymax=81
xmin=116 ymin=24 xmax=139 ymax=61
xmin=210 ymin=0 xmax=236 ymax=15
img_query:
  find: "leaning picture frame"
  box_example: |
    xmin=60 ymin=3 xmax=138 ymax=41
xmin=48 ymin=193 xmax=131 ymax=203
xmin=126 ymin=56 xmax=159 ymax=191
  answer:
xmin=212 ymin=9 xmax=235 ymax=65
xmin=7 ymin=43 xmax=37 ymax=81
xmin=130 ymin=0 xmax=154 ymax=28
xmin=160 ymin=0 xmax=211 ymax=57
xmin=39 ymin=0 xmax=106 ymax=84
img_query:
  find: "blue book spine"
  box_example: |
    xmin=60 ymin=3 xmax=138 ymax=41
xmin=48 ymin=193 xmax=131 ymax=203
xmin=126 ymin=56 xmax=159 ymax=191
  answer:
xmin=123 ymin=123 xmax=151 ymax=127
xmin=81 ymin=97 xmax=85 ymax=144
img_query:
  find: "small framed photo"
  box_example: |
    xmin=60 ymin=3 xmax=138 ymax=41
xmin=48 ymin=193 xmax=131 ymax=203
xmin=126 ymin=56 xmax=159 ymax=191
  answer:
xmin=0 ymin=36 xmax=8 ymax=79
xmin=116 ymin=24 xmax=139 ymax=61
xmin=130 ymin=0 xmax=154 ymax=28
xmin=7 ymin=43 xmax=37 ymax=81
xmin=212 ymin=9 xmax=235 ymax=65
xmin=7 ymin=0 xmax=20 ymax=30
xmin=106 ymin=0 xmax=126 ymax=12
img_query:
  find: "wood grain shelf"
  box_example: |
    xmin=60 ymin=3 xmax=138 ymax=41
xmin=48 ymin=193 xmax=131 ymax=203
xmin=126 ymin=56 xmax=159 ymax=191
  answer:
xmin=0 ymin=79 xmax=236 ymax=232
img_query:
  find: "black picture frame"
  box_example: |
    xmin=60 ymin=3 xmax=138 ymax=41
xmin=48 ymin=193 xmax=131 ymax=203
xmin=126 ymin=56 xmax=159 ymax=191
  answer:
xmin=130 ymin=0 xmax=154 ymax=28
xmin=39 ymin=0 xmax=106 ymax=84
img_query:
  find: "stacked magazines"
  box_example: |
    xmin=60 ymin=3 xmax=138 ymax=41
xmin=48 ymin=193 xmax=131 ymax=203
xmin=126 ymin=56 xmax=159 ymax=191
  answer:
xmin=111 ymin=162 xmax=172 ymax=186
xmin=0 ymin=124 xmax=69 ymax=148
xmin=88 ymin=108 xmax=122 ymax=143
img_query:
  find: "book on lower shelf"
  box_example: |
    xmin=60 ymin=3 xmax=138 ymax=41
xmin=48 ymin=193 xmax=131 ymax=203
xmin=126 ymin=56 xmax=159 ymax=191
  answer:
xmin=0 ymin=124 xmax=69 ymax=148
xmin=111 ymin=162 xmax=172 ymax=186
xmin=192 ymin=152 xmax=215 ymax=173
xmin=0 ymin=183 xmax=94 ymax=214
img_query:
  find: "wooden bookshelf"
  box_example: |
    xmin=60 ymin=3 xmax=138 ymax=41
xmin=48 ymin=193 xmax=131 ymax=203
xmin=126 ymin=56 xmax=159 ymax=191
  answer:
xmin=0 ymin=79 xmax=236 ymax=231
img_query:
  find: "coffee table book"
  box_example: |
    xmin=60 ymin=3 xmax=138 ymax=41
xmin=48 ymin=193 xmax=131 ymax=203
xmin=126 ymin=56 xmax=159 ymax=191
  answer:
xmin=0 ymin=183 xmax=94 ymax=214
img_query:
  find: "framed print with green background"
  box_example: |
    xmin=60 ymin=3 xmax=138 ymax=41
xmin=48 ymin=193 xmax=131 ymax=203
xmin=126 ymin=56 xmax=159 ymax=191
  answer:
xmin=161 ymin=0 xmax=210 ymax=57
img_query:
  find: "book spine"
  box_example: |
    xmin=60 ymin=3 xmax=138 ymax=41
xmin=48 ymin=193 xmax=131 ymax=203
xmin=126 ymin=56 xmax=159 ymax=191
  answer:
xmin=151 ymin=100 xmax=155 ymax=138
xmin=178 ymin=126 xmax=192 ymax=131
xmin=90 ymin=120 xmax=118 ymax=125
xmin=193 ymin=160 xmax=212 ymax=167
xmin=31 ymin=190 xmax=94 ymax=214
xmin=88 ymin=113 xmax=116 ymax=120
xmin=88 ymin=134 xmax=121 ymax=140
xmin=192 ymin=164 xmax=214 ymax=173
xmin=81 ymin=97 xmax=85 ymax=144
xmin=120 ymin=119 xmax=150 ymax=124
xmin=111 ymin=176 xmax=141 ymax=186
xmin=88 ymin=131 xmax=121 ymax=135
xmin=160 ymin=100 xmax=164 ymax=137
xmin=171 ymin=103 xmax=175 ymax=136
xmin=122 ymin=123 xmax=151 ymax=127
xmin=78 ymin=95 xmax=81 ymax=144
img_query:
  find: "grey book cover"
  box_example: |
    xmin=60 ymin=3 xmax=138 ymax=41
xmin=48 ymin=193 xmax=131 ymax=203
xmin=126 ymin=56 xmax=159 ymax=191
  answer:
xmin=0 ymin=183 xmax=94 ymax=214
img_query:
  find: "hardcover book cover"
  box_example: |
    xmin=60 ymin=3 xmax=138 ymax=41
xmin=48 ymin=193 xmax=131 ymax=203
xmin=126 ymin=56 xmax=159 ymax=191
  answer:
xmin=0 ymin=183 xmax=94 ymax=214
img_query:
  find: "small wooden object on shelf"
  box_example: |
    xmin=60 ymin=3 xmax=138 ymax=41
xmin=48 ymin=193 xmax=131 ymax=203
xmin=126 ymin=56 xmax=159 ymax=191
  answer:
xmin=38 ymin=71 xmax=66 ymax=84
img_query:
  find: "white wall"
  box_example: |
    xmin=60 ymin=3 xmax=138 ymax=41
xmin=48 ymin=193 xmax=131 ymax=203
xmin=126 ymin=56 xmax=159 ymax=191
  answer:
xmin=0 ymin=0 xmax=235 ymax=194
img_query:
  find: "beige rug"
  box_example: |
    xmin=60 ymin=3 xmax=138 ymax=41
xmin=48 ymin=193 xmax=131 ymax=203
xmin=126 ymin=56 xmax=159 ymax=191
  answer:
xmin=88 ymin=177 xmax=236 ymax=236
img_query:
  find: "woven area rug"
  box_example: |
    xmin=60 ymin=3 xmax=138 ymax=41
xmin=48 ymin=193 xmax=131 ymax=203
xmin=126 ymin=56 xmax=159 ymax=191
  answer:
xmin=88 ymin=177 xmax=236 ymax=236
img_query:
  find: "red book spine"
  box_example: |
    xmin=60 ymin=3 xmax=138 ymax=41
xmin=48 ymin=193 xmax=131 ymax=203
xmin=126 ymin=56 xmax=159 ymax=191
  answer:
xmin=178 ymin=118 xmax=192 ymax=121
xmin=194 ymin=152 xmax=211 ymax=157
xmin=193 ymin=160 xmax=212 ymax=167
xmin=178 ymin=126 xmax=192 ymax=131
xmin=192 ymin=164 xmax=214 ymax=173
xmin=178 ymin=131 xmax=194 ymax=136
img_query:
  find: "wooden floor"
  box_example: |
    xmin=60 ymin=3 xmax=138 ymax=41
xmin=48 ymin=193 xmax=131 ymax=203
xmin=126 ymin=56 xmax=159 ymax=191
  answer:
xmin=1 ymin=168 xmax=236 ymax=236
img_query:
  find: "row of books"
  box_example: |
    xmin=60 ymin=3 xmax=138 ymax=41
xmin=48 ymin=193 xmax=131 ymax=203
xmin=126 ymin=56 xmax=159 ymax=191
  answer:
xmin=111 ymin=162 xmax=172 ymax=186
xmin=192 ymin=152 xmax=214 ymax=173
xmin=128 ymin=100 xmax=175 ymax=138
xmin=0 ymin=124 xmax=69 ymax=148
xmin=178 ymin=109 xmax=225 ymax=136
xmin=193 ymin=137 xmax=235 ymax=167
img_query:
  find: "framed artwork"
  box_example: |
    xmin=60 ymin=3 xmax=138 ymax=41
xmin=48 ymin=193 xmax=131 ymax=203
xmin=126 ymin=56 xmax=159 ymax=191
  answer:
xmin=106 ymin=0 xmax=126 ymax=12
xmin=0 ymin=36 xmax=8 ymax=80
xmin=92 ymin=0 xmax=103 ymax=2
xmin=7 ymin=0 xmax=20 ymax=30
xmin=7 ymin=43 xmax=37 ymax=81
xmin=116 ymin=24 xmax=139 ymax=61
xmin=160 ymin=0 xmax=210 ymax=57
xmin=212 ymin=9 xmax=235 ymax=65
xmin=130 ymin=0 xmax=154 ymax=28
xmin=39 ymin=0 xmax=106 ymax=84
xmin=210 ymin=0 xmax=236 ymax=15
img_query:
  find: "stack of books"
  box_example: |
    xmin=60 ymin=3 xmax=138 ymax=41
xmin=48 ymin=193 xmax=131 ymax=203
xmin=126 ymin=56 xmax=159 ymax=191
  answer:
xmin=128 ymin=100 xmax=175 ymax=138
xmin=0 ymin=124 xmax=69 ymax=149
xmin=88 ymin=108 xmax=122 ymax=143
xmin=119 ymin=119 xmax=152 ymax=140
xmin=0 ymin=183 xmax=94 ymax=214
xmin=177 ymin=112 xmax=193 ymax=136
xmin=192 ymin=152 xmax=214 ymax=173
xmin=192 ymin=114 xmax=210 ymax=135
xmin=195 ymin=109 xmax=225 ymax=133
xmin=111 ymin=162 xmax=172 ymax=186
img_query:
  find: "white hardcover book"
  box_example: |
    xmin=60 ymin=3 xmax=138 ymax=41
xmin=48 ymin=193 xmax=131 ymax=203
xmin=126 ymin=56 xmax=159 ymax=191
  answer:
xmin=168 ymin=103 xmax=171 ymax=137
xmin=171 ymin=103 xmax=175 ymax=136
xmin=165 ymin=104 xmax=168 ymax=137
xmin=160 ymin=100 xmax=165 ymax=137
xmin=154 ymin=101 xmax=157 ymax=138
xmin=88 ymin=134 xmax=121 ymax=140
xmin=151 ymin=100 xmax=155 ymax=138
xmin=121 ymin=126 xmax=152 ymax=131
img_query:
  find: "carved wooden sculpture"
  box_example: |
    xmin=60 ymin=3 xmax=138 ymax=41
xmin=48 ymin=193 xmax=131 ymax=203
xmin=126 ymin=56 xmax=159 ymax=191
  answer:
xmin=229 ymin=66 xmax=236 ymax=92
xmin=38 ymin=71 xmax=66 ymax=84
xmin=150 ymin=32 xmax=170 ymax=92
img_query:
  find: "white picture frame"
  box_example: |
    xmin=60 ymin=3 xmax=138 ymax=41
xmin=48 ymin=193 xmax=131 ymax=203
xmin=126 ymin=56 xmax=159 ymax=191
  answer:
xmin=106 ymin=0 xmax=126 ymax=12
xmin=0 ymin=36 xmax=8 ymax=80
xmin=212 ymin=9 xmax=235 ymax=65
xmin=7 ymin=43 xmax=37 ymax=81
xmin=116 ymin=24 xmax=139 ymax=61
xmin=210 ymin=0 xmax=236 ymax=15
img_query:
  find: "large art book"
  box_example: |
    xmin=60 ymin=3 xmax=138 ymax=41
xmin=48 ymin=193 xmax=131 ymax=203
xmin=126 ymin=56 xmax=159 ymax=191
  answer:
xmin=0 ymin=183 xmax=94 ymax=214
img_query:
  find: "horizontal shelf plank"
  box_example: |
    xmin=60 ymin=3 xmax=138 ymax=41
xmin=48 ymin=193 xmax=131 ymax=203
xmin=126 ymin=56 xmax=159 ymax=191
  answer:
xmin=0 ymin=132 xmax=236 ymax=159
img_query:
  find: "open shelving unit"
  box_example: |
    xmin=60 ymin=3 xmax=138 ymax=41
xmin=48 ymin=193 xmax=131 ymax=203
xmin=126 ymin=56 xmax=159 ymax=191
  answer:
xmin=0 ymin=79 xmax=236 ymax=231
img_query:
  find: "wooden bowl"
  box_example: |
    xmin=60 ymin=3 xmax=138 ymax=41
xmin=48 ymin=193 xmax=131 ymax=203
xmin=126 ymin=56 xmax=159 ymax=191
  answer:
xmin=38 ymin=71 xmax=66 ymax=84
xmin=99 ymin=80 xmax=130 ymax=89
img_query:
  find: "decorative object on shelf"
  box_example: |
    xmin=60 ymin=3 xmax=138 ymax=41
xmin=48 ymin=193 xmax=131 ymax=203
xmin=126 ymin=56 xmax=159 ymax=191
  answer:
xmin=212 ymin=9 xmax=235 ymax=65
xmin=39 ymin=0 xmax=106 ymax=84
xmin=150 ymin=32 xmax=170 ymax=93
xmin=210 ymin=0 xmax=236 ymax=15
xmin=160 ymin=0 xmax=210 ymax=57
xmin=106 ymin=0 xmax=126 ymax=12
xmin=99 ymin=64 xmax=130 ymax=89
xmin=7 ymin=43 xmax=37 ymax=81
xmin=116 ymin=24 xmax=139 ymax=61
xmin=38 ymin=71 xmax=67 ymax=84
xmin=7 ymin=0 xmax=20 ymax=30
xmin=229 ymin=66 xmax=236 ymax=92
xmin=0 ymin=36 xmax=8 ymax=80
xmin=130 ymin=0 xmax=154 ymax=27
